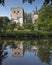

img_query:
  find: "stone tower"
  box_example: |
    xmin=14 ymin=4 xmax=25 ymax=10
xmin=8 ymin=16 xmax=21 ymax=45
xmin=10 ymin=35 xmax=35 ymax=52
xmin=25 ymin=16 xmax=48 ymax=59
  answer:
xmin=32 ymin=6 xmax=38 ymax=24
xmin=11 ymin=8 xmax=24 ymax=26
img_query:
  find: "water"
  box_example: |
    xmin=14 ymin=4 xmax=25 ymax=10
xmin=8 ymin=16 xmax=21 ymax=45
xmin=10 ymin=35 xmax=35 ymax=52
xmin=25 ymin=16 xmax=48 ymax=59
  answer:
xmin=0 ymin=38 xmax=52 ymax=65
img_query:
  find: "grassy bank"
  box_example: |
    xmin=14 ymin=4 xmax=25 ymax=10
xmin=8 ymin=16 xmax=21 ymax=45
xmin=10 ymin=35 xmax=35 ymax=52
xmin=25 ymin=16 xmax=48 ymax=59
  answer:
xmin=0 ymin=30 xmax=52 ymax=39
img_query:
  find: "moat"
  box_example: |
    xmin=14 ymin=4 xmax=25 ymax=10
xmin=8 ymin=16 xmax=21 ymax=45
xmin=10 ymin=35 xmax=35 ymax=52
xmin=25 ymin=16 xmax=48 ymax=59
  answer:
xmin=0 ymin=38 xmax=52 ymax=65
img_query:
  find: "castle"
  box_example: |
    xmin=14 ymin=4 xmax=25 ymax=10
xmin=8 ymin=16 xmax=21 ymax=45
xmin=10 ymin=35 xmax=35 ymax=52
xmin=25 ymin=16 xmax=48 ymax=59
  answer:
xmin=11 ymin=7 xmax=38 ymax=26
xmin=11 ymin=8 xmax=24 ymax=26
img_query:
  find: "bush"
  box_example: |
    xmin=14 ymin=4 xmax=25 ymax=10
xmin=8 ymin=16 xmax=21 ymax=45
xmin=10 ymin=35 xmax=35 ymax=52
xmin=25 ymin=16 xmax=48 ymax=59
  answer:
xmin=0 ymin=30 xmax=52 ymax=38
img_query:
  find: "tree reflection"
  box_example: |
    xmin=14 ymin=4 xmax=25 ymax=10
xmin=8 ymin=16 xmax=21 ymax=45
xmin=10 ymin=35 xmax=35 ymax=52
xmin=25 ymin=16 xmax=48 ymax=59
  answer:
xmin=37 ymin=38 xmax=52 ymax=65
xmin=0 ymin=39 xmax=8 ymax=65
xmin=0 ymin=38 xmax=52 ymax=65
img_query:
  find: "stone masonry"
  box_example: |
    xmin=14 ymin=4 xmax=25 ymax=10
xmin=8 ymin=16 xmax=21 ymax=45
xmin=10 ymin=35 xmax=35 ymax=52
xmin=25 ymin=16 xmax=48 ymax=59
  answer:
xmin=11 ymin=8 xmax=24 ymax=26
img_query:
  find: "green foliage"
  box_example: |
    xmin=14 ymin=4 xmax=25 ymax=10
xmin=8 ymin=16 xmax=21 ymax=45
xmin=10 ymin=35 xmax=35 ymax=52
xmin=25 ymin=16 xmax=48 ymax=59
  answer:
xmin=0 ymin=16 xmax=10 ymax=30
xmin=18 ymin=26 xmax=24 ymax=30
xmin=24 ymin=13 xmax=32 ymax=23
xmin=24 ymin=13 xmax=33 ymax=30
xmin=23 ymin=22 xmax=34 ymax=30
xmin=36 ymin=5 xmax=52 ymax=31
xmin=0 ymin=30 xmax=52 ymax=38
xmin=7 ymin=22 xmax=17 ymax=31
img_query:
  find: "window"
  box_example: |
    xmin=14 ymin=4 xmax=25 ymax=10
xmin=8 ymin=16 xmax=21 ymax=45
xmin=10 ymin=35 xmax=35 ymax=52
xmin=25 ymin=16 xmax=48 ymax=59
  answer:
xmin=14 ymin=11 xmax=16 ymax=13
xmin=17 ymin=11 xmax=19 ymax=13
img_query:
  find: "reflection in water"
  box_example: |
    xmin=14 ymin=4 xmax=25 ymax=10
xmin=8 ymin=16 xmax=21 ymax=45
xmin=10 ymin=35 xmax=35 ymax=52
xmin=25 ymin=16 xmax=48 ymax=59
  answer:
xmin=0 ymin=40 xmax=8 ymax=65
xmin=0 ymin=38 xmax=52 ymax=65
xmin=37 ymin=39 xmax=52 ymax=65
xmin=12 ymin=41 xmax=23 ymax=56
xmin=31 ymin=45 xmax=38 ymax=55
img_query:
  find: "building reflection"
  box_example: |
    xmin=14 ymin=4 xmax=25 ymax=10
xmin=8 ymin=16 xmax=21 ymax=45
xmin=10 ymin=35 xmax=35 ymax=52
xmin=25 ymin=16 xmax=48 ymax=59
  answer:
xmin=31 ymin=45 xmax=38 ymax=55
xmin=12 ymin=40 xmax=38 ymax=57
xmin=12 ymin=41 xmax=24 ymax=57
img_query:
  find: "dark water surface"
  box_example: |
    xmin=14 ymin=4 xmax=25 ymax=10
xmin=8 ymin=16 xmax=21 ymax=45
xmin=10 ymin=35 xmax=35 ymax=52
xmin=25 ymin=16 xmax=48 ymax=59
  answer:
xmin=0 ymin=38 xmax=52 ymax=65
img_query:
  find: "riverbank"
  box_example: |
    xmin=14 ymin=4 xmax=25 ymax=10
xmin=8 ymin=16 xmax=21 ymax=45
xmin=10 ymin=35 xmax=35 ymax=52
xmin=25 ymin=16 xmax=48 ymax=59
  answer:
xmin=0 ymin=30 xmax=52 ymax=39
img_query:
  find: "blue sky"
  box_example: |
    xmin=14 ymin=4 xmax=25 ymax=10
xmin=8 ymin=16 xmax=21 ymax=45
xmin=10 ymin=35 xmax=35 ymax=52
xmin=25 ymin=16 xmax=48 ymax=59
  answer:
xmin=0 ymin=0 xmax=44 ymax=19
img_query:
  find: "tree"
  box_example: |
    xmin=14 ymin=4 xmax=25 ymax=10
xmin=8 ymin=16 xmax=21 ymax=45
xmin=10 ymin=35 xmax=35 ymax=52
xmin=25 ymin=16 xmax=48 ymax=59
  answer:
xmin=36 ymin=5 xmax=52 ymax=31
xmin=24 ymin=13 xmax=32 ymax=23
xmin=0 ymin=0 xmax=52 ymax=6
xmin=24 ymin=12 xmax=34 ymax=30
xmin=0 ymin=40 xmax=8 ymax=65
xmin=7 ymin=22 xmax=17 ymax=31
xmin=22 ymin=0 xmax=35 ymax=4
xmin=37 ymin=39 xmax=51 ymax=64
xmin=23 ymin=22 xmax=34 ymax=30
xmin=0 ymin=0 xmax=5 ymax=6
xmin=0 ymin=17 xmax=10 ymax=30
xmin=44 ymin=0 xmax=52 ymax=4
xmin=23 ymin=0 xmax=52 ymax=4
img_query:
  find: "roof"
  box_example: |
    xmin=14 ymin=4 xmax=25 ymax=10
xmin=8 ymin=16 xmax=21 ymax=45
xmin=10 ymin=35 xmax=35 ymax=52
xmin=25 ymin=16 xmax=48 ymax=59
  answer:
xmin=11 ymin=7 xmax=24 ymax=10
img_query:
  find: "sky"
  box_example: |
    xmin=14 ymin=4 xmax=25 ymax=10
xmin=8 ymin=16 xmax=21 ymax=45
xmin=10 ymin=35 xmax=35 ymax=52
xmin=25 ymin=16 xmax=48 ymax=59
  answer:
xmin=0 ymin=0 xmax=44 ymax=19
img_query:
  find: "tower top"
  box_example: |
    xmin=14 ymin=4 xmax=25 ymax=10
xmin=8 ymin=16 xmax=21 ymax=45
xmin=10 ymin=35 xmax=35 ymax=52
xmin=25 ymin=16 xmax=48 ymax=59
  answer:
xmin=33 ymin=6 xmax=38 ymax=14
